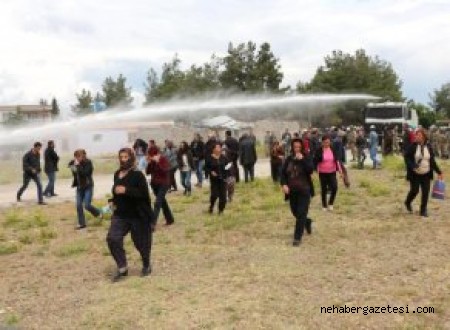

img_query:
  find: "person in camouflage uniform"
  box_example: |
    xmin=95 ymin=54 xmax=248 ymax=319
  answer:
xmin=438 ymin=128 xmax=448 ymax=159
xmin=392 ymin=126 xmax=400 ymax=154
xmin=446 ymin=128 xmax=450 ymax=158
xmin=382 ymin=126 xmax=394 ymax=156
xmin=282 ymin=129 xmax=292 ymax=157
xmin=355 ymin=129 xmax=367 ymax=169
xmin=429 ymin=126 xmax=440 ymax=158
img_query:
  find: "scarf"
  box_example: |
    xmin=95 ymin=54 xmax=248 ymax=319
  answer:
xmin=119 ymin=148 xmax=136 ymax=171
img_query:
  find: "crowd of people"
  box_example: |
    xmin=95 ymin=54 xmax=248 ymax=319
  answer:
xmin=13 ymin=124 xmax=445 ymax=281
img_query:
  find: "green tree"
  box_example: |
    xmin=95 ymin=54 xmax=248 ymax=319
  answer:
xmin=144 ymin=55 xmax=184 ymax=103
xmin=220 ymin=41 xmax=284 ymax=92
xmin=101 ymin=74 xmax=133 ymax=108
xmin=182 ymin=56 xmax=221 ymax=93
xmin=300 ymin=49 xmax=403 ymax=101
xmin=144 ymin=68 xmax=161 ymax=103
xmin=408 ymin=100 xmax=436 ymax=128
xmin=144 ymin=42 xmax=284 ymax=103
xmin=144 ymin=55 xmax=221 ymax=103
xmin=255 ymin=42 xmax=284 ymax=92
xmin=73 ymin=88 xmax=93 ymax=116
xmin=50 ymin=98 xmax=60 ymax=118
xmin=429 ymin=82 xmax=450 ymax=118
xmin=220 ymin=42 xmax=250 ymax=91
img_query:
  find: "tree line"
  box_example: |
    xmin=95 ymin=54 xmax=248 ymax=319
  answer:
xmin=67 ymin=41 xmax=450 ymax=125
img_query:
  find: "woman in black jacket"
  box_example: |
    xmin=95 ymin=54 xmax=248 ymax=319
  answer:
xmin=106 ymin=148 xmax=155 ymax=282
xmin=205 ymin=142 xmax=229 ymax=214
xmin=281 ymin=138 xmax=314 ymax=246
xmin=177 ymin=141 xmax=195 ymax=196
xmin=404 ymin=129 xmax=443 ymax=217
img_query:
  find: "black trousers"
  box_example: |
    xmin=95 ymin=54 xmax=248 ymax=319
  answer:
xmin=150 ymin=183 xmax=174 ymax=225
xmin=405 ymin=174 xmax=431 ymax=213
xmin=243 ymin=164 xmax=255 ymax=182
xmin=270 ymin=162 xmax=282 ymax=182
xmin=107 ymin=216 xmax=152 ymax=269
xmin=210 ymin=179 xmax=227 ymax=213
xmin=288 ymin=190 xmax=311 ymax=241
xmin=319 ymin=172 xmax=338 ymax=208
xmin=232 ymin=159 xmax=240 ymax=183
xmin=17 ymin=172 xmax=44 ymax=202
xmin=170 ymin=168 xmax=178 ymax=191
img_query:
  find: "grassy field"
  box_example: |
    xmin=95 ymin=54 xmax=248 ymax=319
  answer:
xmin=0 ymin=156 xmax=449 ymax=329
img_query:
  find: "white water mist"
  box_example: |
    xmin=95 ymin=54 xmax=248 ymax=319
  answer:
xmin=0 ymin=93 xmax=379 ymax=146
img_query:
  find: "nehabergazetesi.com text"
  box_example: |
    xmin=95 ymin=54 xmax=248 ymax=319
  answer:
xmin=321 ymin=305 xmax=435 ymax=315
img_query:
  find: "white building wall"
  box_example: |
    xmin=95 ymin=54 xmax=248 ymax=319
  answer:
xmin=69 ymin=130 xmax=129 ymax=156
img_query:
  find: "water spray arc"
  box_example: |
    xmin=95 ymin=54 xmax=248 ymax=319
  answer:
xmin=0 ymin=93 xmax=379 ymax=146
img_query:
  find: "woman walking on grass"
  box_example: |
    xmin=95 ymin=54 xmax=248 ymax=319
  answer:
xmin=281 ymin=138 xmax=314 ymax=246
xmin=146 ymin=146 xmax=175 ymax=226
xmin=404 ymin=129 xmax=443 ymax=217
xmin=205 ymin=142 xmax=229 ymax=215
xmin=68 ymin=149 xmax=102 ymax=230
xmin=177 ymin=141 xmax=194 ymax=196
xmin=313 ymin=135 xmax=342 ymax=212
xmin=106 ymin=148 xmax=155 ymax=282
xmin=164 ymin=140 xmax=179 ymax=192
xmin=221 ymin=145 xmax=236 ymax=202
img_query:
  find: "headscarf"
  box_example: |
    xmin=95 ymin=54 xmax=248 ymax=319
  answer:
xmin=118 ymin=148 xmax=136 ymax=171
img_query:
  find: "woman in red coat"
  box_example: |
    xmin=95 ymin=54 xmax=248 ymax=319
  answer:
xmin=146 ymin=146 xmax=174 ymax=226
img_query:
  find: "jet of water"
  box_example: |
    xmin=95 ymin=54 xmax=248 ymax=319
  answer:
xmin=0 ymin=93 xmax=379 ymax=146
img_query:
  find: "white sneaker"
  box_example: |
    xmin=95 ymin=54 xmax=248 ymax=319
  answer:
xmin=328 ymin=205 xmax=334 ymax=211
xmin=322 ymin=207 xmax=328 ymax=212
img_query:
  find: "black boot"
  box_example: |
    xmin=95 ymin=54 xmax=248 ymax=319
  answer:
xmin=112 ymin=269 xmax=128 ymax=282
xmin=141 ymin=265 xmax=152 ymax=277
xmin=305 ymin=218 xmax=312 ymax=235
xmin=404 ymin=201 xmax=413 ymax=214
xmin=292 ymin=239 xmax=301 ymax=247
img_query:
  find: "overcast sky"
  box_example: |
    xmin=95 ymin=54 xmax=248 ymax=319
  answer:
xmin=0 ymin=0 xmax=448 ymax=110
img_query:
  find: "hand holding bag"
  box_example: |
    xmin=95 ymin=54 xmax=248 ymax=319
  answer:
xmin=431 ymin=180 xmax=445 ymax=200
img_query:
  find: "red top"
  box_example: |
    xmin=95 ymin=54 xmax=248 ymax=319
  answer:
xmin=302 ymin=138 xmax=310 ymax=155
xmin=146 ymin=155 xmax=170 ymax=186
xmin=408 ymin=131 xmax=415 ymax=144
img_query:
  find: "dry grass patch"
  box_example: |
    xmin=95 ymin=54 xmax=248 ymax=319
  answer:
xmin=1 ymin=161 xmax=450 ymax=329
xmin=0 ymin=241 xmax=19 ymax=255
xmin=55 ymin=240 xmax=90 ymax=257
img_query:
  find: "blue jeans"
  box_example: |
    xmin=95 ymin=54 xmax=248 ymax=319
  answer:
xmin=180 ymin=170 xmax=192 ymax=192
xmin=76 ymin=187 xmax=100 ymax=227
xmin=195 ymin=159 xmax=204 ymax=185
xmin=17 ymin=172 xmax=43 ymax=203
xmin=369 ymin=146 xmax=379 ymax=168
xmin=44 ymin=171 xmax=56 ymax=196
